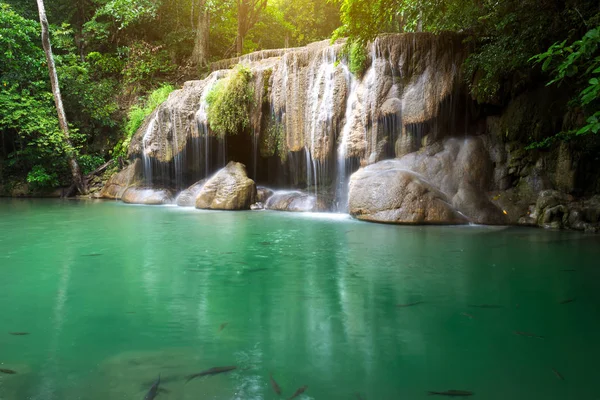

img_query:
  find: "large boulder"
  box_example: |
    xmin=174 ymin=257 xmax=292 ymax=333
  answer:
xmin=349 ymin=163 xmax=467 ymax=224
xmin=265 ymin=191 xmax=327 ymax=212
xmin=349 ymin=137 xmax=507 ymax=225
xmin=100 ymin=160 xmax=142 ymax=200
xmin=176 ymin=179 xmax=207 ymax=207
xmin=195 ymin=162 xmax=256 ymax=210
xmin=122 ymin=188 xmax=173 ymax=205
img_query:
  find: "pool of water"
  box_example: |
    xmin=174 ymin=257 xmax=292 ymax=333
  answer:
xmin=0 ymin=199 xmax=599 ymax=400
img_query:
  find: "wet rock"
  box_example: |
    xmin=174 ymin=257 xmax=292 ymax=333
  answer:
xmin=250 ymin=202 xmax=264 ymax=210
xmin=121 ymin=187 xmax=174 ymax=205
xmin=349 ymin=164 xmax=468 ymax=224
xmin=195 ymin=162 xmax=256 ymax=210
xmin=257 ymin=186 xmax=274 ymax=203
xmin=100 ymin=159 xmax=142 ymax=200
xmin=176 ymin=179 xmax=207 ymax=207
xmin=265 ymin=191 xmax=327 ymax=212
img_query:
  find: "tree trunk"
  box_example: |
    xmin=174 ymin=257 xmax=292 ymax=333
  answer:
xmin=191 ymin=0 xmax=210 ymax=67
xmin=36 ymin=0 xmax=88 ymax=195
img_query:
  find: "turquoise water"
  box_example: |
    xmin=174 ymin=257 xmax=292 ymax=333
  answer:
xmin=0 ymin=199 xmax=599 ymax=400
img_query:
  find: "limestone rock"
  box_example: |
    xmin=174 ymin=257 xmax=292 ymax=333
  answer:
xmin=349 ymin=137 xmax=507 ymax=225
xmin=122 ymin=187 xmax=173 ymax=205
xmin=349 ymin=163 xmax=467 ymax=224
xmin=266 ymin=191 xmax=327 ymax=212
xmin=195 ymin=162 xmax=256 ymax=210
xmin=100 ymin=159 xmax=142 ymax=200
xmin=176 ymin=179 xmax=207 ymax=207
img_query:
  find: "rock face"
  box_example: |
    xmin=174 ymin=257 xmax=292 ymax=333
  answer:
xmin=266 ymin=191 xmax=327 ymax=212
xmin=195 ymin=162 xmax=256 ymax=210
xmin=349 ymin=137 xmax=507 ymax=225
xmin=121 ymin=188 xmax=173 ymax=205
xmin=176 ymin=179 xmax=207 ymax=207
xmin=127 ymin=33 xmax=466 ymax=192
xmin=100 ymin=160 xmax=142 ymax=200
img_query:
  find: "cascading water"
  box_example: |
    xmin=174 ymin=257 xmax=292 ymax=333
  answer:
xmin=195 ymin=74 xmax=220 ymax=179
xmin=304 ymin=47 xmax=337 ymax=197
xmin=142 ymin=115 xmax=157 ymax=186
xmin=335 ymin=66 xmax=358 ymax=212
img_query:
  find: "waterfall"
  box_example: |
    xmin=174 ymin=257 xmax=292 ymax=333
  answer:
xmin=335 ymin=67 xmax=358 ymax=212
xmin=128 ymin=34 xmax=467 ymax=210
xmin=304 ymin=47 xmax=337 ymax=197
xmin=142 ymin=115 xmax=157 ymax=187
xmin=195 ymin=74 xmax=220 ymax=179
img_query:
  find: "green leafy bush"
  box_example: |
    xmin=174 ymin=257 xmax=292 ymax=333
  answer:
xmin=529 ymin=26 xmax=600 ymax=144
xmin=206 ymin=65 xmax=254 ymax=137
xmin=348 ymin=41 xmax=369 ymax=76
xmin=27 ymin=165 xmax=59 ymax=188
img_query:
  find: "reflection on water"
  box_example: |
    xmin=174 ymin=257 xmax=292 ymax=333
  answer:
xmin=0 ymin=199 xmax=599 ymax=399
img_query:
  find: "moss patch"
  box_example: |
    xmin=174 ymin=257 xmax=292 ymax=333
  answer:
xmin=207 ymin=65 xmax=254 ymax=137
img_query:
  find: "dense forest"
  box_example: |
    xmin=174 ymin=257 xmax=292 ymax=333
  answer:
xmin=0 ymin=0 xmax=598 ymax=194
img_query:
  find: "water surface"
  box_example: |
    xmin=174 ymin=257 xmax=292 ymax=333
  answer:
xmin=0 ymin=199 xmax=598 ymax=399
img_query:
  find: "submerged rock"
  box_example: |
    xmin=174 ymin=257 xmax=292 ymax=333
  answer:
xmin=266 ymin=191 xmax=328 ymax=212
xmin=349 ymin=137 xmax=507 ymax=225
xmin=122 ymin=187 xmax=174 ymax=205
xmin=100 ymin=160 xmax=142 ymax=200
xmin=176 ymin=179 xmax=207 ymax=207
xmin=196 ymin=162 xmax=256 ymax=210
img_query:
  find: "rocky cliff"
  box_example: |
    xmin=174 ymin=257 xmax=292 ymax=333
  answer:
xmin=104 ymin=33 xmax=600 ymax=232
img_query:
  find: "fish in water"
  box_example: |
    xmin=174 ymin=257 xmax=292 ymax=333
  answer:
xmin=143 ymin=374 xmax=160 ymax=400
xmin=9 ymin=332 xmax=29 ymax=336
xmin=219 ymin=322 xmax=229 ymax=332
xmin=269 ymin=372 xmax=281 ymax=395
xmin=186 ymin=366 xmax=237 ymax=383
xmin=460 ymin=312 xmax=475 ymax=319
xmin=0 ymin=368 xmax=17 ymax=374
xmin=514 ymin=331 xmax=544 ymax=339
xmin=288 ymin=385 xmax=308 ymax=400
xmin=397 ymin=301 xmax=423 ymax=308
xmin=560 ymin=298 xmax=576 ymax=304
xmin=428 ymin=390 xmax=474 ymax=396
xmin=468 ymin=304 xmax=503 ymax=309
xmin=260 ymin=241 xmax=273 ymax=246
xmin=552 ymin=368 xmax=564 ymax=380
xmin=355 ymin=392 xmax=365 ymax=400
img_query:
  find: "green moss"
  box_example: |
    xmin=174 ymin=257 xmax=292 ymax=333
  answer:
xmin=207 ymin=65 xmax=255 ymax=137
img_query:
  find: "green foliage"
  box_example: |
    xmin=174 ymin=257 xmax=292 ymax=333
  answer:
xmin=27 ymin=165 xmax=59 ymax=188
xmin=348 ymin=41 xmax=368 ymax=76
xmin=206 ymin=65 xmax=254 ymax=137
xmin=531 ymin=26 xmax=600 ymax=141
xmin=77 ymin=154 xmax=106 ymax=175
